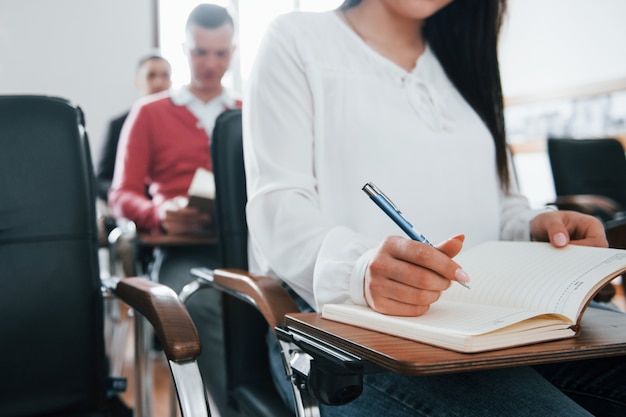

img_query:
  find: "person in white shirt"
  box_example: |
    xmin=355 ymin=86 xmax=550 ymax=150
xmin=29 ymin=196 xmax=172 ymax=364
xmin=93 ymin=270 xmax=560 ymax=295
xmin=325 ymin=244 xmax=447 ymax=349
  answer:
xmin=243 ymin=0 xmax=626 ymax=415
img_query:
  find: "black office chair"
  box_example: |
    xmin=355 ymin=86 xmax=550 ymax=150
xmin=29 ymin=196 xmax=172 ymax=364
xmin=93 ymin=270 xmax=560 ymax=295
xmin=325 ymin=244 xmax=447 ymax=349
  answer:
xmin=548 ymin=137 xmax=626 ymax=222
xmin=179 ymin=109 xmax=369 ymax=417
xmin=0 ymin=95 xmax=209 ymax=417
xmin=547 ymin=136 xmax=626 ymax=297
xmin=178 ymin=109 xmax=295 ymax=417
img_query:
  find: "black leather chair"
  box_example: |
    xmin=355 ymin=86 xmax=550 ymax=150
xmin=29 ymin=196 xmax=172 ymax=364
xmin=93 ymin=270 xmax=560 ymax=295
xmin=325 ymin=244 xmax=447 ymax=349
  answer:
xmin=179 ymin=109 xmax=296 ymax=417
xmin=548 ymin=137 xmax=626 ymax=222
xmin=0 ymin=95 xmax=209 ymax=417
xmin=180 ymin=109 xmax=367 ymax=417
xmin=547 ymin=136 xmax=626 ymax=297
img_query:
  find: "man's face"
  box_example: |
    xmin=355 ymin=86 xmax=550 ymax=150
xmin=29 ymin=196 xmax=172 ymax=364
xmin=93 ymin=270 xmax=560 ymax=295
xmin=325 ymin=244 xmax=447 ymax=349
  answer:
xmin=136 ymin=58 xmax=171 ymax=95
xmin=185 ymin=24 xmax=234 ymax=95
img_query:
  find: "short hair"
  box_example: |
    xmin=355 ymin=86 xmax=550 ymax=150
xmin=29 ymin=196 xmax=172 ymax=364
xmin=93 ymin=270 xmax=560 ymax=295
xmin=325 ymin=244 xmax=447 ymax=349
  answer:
xmin=186 ymin=3 xmax=234 ymax=31
xmin=136 ymin=54 xmax=169 ymax=71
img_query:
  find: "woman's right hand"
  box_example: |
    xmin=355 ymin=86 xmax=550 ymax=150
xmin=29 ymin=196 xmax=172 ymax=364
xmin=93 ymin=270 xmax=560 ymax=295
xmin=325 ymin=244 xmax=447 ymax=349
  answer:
xmin=364 ymin=234 xmax=468 ymax=316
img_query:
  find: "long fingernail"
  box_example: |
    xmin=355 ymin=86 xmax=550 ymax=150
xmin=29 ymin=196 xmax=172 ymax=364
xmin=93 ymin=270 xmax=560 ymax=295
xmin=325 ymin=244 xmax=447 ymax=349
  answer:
xmin=455 ymin=268 xmax=470 ymax=283
xmin=449 ymin=234 xmax=465 ymax=242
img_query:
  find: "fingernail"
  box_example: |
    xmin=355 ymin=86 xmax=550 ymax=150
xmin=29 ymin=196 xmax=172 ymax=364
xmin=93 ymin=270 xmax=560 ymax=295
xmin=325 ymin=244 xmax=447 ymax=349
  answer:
xmin=455 ymin=268 xmax=470 ymax=283
xmin=449 ymin=234 xmax=465 ymax=243
xmin=554 ymin=232 xmax=567 ymax=247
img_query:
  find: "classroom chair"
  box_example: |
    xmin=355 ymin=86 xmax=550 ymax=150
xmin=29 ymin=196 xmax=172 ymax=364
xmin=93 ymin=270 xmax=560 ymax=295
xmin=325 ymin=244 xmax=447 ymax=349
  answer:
xmin=178 ymin=109 xmax=371 ymax=417
xmin=548 ymin=137 xmax=626 ymax=222
xmin=547 ymin=136 xmax=626 ymax=297
xmin=179 ymin=108 xmax=295 ymax=416
xmin=0 ymin=95 xmax=209 ymax=417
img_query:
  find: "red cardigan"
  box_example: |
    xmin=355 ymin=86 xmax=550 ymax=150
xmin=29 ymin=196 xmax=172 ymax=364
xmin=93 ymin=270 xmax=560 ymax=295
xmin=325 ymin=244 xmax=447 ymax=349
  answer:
xmin=109 ymin=92 xmax=240 ymax=231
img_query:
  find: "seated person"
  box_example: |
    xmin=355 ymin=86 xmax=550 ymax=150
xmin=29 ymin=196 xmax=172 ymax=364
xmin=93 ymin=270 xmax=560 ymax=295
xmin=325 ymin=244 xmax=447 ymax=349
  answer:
xmin=108 ymin=5 xmax=240 ymax=415
xmin=243 ymin=0 xmax=626 ymax=416
xmin=96 ymin=53 xmax=171 ymax=202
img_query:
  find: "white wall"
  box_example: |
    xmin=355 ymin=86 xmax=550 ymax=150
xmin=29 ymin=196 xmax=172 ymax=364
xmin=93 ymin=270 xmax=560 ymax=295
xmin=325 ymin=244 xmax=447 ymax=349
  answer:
xmin=0 ymin=0 xmax=153 ymax=163
xmin=499 ymin=0 xmax=626 ymax=99
xmin=2 ymin=0 xmax=626 ymax=171
xmin=498 ymin=0 xmax=626 ymax=208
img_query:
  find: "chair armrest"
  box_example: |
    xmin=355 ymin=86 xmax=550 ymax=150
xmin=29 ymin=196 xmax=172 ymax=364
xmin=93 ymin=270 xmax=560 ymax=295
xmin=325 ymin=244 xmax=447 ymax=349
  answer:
xmin=605 ymin=217 xmax=626 ymax=250
xmin=103 ymin=276 xmax=201 ymax=362
xmin=549 ymin=194 xmax=625 ymax=222
xmin=190 ymin=268 xmax=299 ymax=330
xmin=97 ymin=215 xmax=117 ymax=248
xmin=107 ymin=218 xmax=140 ymax=277
xmin=187 ymin=268 xmax=371 ymax=408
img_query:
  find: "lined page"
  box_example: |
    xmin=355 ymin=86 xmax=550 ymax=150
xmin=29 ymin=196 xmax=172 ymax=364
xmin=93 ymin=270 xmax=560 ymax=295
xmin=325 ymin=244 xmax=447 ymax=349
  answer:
xmin=321 ymin=301 xmax=572 ymax=352
xmin=442 ymin=242 xmax=626 ymax=320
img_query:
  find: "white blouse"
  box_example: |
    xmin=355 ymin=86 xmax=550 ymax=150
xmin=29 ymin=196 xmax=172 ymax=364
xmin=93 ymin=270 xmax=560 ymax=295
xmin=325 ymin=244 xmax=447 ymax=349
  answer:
xmin=243 ymin=11 xmax=542 ymax=310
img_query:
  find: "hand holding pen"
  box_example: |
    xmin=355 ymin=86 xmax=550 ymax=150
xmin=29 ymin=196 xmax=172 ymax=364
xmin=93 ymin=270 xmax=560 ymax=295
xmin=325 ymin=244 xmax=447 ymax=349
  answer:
xmin=361 ymin=182 xmax=471 ymax=316
xmin=363 ymin=182 xmax=469 ymax=289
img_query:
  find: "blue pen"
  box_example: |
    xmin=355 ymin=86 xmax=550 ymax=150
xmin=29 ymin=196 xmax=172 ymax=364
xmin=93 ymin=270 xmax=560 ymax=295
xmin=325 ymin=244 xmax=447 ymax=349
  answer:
xmin=362 ymin=182 xmax=470 ymax=289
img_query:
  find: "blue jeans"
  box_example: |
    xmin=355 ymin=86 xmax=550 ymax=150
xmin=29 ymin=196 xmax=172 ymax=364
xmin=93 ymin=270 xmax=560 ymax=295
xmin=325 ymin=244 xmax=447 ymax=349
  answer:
xmin=268 ymin=301 xmax=626 ymax=416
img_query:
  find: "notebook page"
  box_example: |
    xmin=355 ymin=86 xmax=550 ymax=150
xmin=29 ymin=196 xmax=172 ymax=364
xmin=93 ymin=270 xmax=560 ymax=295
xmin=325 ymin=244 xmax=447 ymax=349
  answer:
xmin=188 ymin=167 xmax=215 ymax=199
xmin=441 ymin=242 xmax=626 ymax=320
xmin=322 ymin=301 xmax=573 ymax=351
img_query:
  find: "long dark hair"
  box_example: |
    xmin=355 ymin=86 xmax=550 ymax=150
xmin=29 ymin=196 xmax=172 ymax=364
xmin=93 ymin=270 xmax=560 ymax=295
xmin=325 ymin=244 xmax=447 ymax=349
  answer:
xmin=340 ymin=0 xmax=510 ymax=191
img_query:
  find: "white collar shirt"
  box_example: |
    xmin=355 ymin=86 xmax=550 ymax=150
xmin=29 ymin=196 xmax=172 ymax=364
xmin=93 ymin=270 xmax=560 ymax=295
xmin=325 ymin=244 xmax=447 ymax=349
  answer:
xmin=170 ymin=86 xmax=237 ymax=136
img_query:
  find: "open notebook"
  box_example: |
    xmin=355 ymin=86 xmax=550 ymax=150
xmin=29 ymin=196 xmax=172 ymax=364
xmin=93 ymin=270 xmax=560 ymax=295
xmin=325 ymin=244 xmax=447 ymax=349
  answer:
xmin=322 ymin=241 xmax=626 ymax=353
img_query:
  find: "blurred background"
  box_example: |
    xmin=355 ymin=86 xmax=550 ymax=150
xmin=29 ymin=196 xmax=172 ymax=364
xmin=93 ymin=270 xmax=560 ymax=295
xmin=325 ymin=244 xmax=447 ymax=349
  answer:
xmin=1 ymin=0 xmax=626 ymax=208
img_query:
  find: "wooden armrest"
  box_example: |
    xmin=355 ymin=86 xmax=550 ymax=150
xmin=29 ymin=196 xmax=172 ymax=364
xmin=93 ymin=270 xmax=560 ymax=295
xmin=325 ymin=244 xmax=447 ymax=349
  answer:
xmin=605 ymin=218 xmax=626 ymax=250
xmin=110 ymin=277 xmax=201 ymax=362
xmin=550 ymin=194 xmax=624 ymax=221
xmin=550 ymin=195 xmax=626 ymax=250
xmin=211 ymin=268 xmax=300 ymax=330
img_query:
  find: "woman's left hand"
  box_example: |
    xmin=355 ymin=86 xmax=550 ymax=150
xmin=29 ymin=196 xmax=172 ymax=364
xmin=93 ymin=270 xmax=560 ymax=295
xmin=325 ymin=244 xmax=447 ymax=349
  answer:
xmin=530 ymin=210 xmax=608 ymax=248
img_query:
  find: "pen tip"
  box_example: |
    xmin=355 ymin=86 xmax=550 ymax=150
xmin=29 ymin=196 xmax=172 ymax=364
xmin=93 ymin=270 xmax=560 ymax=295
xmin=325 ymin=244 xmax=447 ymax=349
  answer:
xmin=458 ymin=281 xmax=471 ymax=289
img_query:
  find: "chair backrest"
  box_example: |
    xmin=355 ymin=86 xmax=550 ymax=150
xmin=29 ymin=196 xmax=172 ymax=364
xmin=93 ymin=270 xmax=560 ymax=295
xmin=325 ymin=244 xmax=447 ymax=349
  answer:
xmin=548 ymin=137 xmax=626 ymax=209
xmin=0 ymin=96 xmax=108 ymax=415
xmin=211 ymin=109 xmax=292 ymax=417
xmin=212 ymin=109 xmax=249 ymax=271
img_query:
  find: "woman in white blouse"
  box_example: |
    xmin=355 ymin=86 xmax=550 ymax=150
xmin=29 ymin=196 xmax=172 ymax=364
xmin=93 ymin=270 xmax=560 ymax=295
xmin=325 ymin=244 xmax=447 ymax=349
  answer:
xmin=243 ymin=0 xmax=626 ymax=415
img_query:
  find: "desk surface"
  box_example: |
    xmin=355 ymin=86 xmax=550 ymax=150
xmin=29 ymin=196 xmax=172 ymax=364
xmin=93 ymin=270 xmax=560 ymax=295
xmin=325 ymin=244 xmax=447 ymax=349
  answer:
xmin=285 ymin=308 xmax=626 ymax=376
xmin=137 ymin=232 xmax=218 ymax=247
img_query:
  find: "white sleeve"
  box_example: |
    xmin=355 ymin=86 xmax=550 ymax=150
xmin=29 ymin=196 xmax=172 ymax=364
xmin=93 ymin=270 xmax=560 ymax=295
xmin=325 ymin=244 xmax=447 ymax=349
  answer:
xmin=243 ymin=15 xmax=376 ymax=311
xmin=499 ymin=155 xmax=552 ymax=241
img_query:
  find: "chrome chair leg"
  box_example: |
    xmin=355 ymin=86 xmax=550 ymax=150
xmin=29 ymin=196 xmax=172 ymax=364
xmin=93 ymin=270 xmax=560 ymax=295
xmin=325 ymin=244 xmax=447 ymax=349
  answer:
xmin=134 ymin=312 xmax=154 ymax=417
xmin=180 ymin=276 xmax=323 ymax=417
xmin=108 ymin=298 xmax=131 ymax=377
xmin=279 ymin=339 xmax=321 ymax=417
xmin=170 ymin=361 xmax=210 ymax=417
